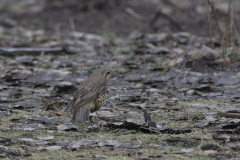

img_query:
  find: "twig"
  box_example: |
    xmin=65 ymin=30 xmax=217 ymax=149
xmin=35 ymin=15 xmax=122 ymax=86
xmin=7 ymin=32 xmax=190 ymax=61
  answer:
xmin=222 ymin=0 xmax=232 ymax=58
xmin=104 ymin=52 xmax=110 ymax=60
xmin=125 ymin=7 xmax=144 ymax=20
xmin=225 ymin=0 xmax=232 ymax=37
xmin=0 ymin=47 xmax=63 ymax=56
xmin=109 ymin=101 xmax=118 ymax=109
xmin=69 ymin=17 xmax=76 ymax=32
xmin=109 ymin=101 xmax=121 ymax=114
xmin=164 ymin=152 xmax=186 ymax=155
xmin=230 ymin=1 xmax=233 ymax=47
xmin=233 ymin=20 xmax=240 ymax=46
xmin=207 ymin=0 xmax=223 ymax=41
xmin=119 ymin=94 xmax=122 ymax=103
xmin=69 ymin=18 xmax=76 ymax=39
xmin=167 ymin=27 xmax=187 ymax=50
xmin=232 ymin=56 xmax=240 ymax=63
xmin=151 ymin=11 xmax=182 ymax=31
xmin=205 ymin=0 xmax=214 ymax=48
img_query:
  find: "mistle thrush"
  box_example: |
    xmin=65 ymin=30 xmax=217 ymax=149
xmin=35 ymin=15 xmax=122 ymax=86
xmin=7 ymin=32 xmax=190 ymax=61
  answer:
xmin=65 ymin=68 xmax=115 ymax=123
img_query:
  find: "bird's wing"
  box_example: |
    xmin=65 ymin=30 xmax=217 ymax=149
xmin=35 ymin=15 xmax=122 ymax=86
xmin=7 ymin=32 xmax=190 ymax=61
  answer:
xmin=93 ymin=85 xmax=110 ymax=96
xmin=65 ymin=85 xmax=109 ymax=112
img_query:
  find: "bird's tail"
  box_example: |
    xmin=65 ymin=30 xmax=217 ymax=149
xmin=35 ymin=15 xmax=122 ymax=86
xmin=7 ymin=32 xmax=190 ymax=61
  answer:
xmin=72 ymin=106 xmax=90 ymax=123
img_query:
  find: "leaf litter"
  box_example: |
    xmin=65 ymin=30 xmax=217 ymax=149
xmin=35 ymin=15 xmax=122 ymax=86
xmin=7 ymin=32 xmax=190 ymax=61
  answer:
xmin=0 ymin=0 xmax=240 ymax=159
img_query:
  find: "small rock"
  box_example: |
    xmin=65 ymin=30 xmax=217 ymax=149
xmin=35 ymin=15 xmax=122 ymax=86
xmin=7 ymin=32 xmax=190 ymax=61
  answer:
xmin=201 ymin=45 xmax=219 ymax=61
xmin=0 ymin=145 xmax=9 ymax=151
xmin=87 ymin=124 xmax=99 ymax=132
xmin=186 ymin=90 xmax=195 ymax=95
xmin=56 ymin=124 xmax=78 ymax=131
xmin=94 ymin=155 xmax=108 ymax=158
xmin=203 ymin=150 xmax=218 ymax=155
xmin=19 ymin=138 xmax=37 ymax=143
xmin=37 ymin=136 xmax=54 ymax=141
xmin=0 ymin=111 xmax=10 ymax=116
xmin=181 ymin=148 xmax=194 ymax=153
xmin=76 ymin=154 xmax=84 ymax=158
xmin=37 ymin=146 xmax=62 ymax=151
xmin=0 ymin=153 xmax=7 ymax=158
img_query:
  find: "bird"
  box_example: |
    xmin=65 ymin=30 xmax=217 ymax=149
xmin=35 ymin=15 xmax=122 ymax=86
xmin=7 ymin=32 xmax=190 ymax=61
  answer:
xmin=64 ymin=68 xmax=115 ymax=123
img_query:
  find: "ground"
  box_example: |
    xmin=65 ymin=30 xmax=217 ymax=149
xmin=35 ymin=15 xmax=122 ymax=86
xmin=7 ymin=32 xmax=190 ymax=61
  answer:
xmin=0 ymin=0 xmax=240 ymax=159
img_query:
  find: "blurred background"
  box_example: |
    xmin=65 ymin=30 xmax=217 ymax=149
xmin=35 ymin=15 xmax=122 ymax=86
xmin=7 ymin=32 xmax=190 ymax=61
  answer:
xmin=1 ymin=0 xmax=240 ymax=37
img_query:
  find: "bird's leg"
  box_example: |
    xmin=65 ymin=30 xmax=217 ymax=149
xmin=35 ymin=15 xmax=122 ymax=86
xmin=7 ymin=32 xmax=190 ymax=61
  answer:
xmin=71 ymin=110 xmax=76 ymax=122
xmin=85 ymin=109 xmax=90 ymax=123
xmin=89 ymin=115 xmax=93 ymax=123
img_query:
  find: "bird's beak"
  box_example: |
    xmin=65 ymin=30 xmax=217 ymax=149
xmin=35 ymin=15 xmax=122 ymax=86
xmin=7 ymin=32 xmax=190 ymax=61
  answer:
xmin=111 ymin=72 xmax=117 ymax=78
xmin=112 ymin=72 xmax=122 ymax=79
xmin=110 ymin=71 xmax=119 ymax=79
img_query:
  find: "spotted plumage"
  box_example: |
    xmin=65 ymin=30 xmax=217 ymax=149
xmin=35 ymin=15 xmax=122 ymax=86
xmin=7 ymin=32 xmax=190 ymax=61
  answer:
xmin=93 ymin=92 xmax=109 ymax=112
xmin=65 ymin=68 xmax=114 ymax=123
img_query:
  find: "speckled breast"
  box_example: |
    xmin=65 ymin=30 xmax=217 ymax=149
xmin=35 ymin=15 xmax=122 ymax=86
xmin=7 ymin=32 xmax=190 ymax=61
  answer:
xmin=92 ymin=91 xmax=109 ymax=112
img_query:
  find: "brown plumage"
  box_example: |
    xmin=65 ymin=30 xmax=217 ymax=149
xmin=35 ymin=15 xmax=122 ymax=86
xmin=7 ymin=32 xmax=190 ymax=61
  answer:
xmin=65 ymin=68 xmax=115 ymax=123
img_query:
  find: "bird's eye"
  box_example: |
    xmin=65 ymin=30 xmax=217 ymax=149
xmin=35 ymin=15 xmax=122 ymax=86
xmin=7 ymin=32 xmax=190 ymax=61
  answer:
xmin=105 ymin=71 xmax=110 ymax=74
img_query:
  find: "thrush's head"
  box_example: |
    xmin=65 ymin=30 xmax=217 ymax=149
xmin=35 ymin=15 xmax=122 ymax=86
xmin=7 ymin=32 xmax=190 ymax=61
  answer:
xmin=101 ymin=69 xmax=115 ymax=80
xmin=94 ymin=68 xmax=115 ymax=80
